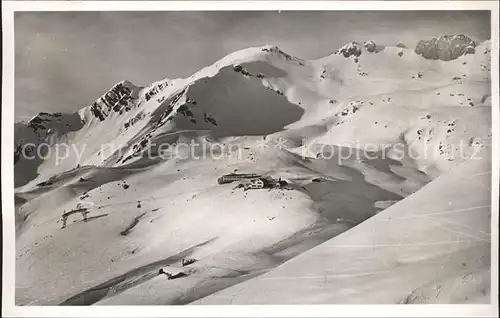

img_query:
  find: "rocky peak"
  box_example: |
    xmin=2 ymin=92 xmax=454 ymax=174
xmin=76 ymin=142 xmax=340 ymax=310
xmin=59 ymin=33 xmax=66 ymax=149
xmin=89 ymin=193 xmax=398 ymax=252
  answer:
xmin=335 ymin=42 xmax=363 ymax=58
xmin=334 ymin=40 xmax=384 ymax=58
xmin=414 ymin=34 xmax=476 ymax=61
xmin=89 ymin=80 xmax=143 ymax=122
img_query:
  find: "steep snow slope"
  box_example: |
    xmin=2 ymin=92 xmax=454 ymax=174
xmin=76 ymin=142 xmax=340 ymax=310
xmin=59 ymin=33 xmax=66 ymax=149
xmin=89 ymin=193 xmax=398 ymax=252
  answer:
xmin=14 ymin=36 xmax=492 ymax=305
xmin=195 ymin=156 xmax=492 ymax=304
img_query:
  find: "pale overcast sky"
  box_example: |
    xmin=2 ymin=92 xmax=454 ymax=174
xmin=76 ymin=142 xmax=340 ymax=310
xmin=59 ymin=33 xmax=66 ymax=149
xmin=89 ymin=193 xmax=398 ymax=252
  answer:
xmin=15 ymin=11 xmax=490 ymax=120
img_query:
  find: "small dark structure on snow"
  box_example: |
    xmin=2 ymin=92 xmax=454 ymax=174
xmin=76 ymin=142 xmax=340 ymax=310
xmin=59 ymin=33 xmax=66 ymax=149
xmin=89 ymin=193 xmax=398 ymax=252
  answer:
xmin=60 ymin=208 xmax=90 ymax=229
xmin=158 ymin=267 xmax=188 ymax=280
xmin=217 ymin=173 xmax=289 ymax=191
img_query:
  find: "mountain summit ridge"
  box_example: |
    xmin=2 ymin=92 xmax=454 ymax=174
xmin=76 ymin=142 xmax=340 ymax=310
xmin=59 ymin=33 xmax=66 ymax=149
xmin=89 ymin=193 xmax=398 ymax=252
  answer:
xmin=14 ymin=34 xmax=493 ymax=306
xmin=15 ymin=35 xmax=491 ymax=188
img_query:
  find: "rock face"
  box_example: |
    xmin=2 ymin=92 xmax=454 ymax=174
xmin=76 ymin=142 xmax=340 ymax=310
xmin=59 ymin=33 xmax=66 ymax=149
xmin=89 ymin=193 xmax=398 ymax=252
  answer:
xmin=363 ymin=41 xmax=384 ymax=53
xmin=89 ymin=80 xmax=142 ymax=121
xmin=335 ymin=41 xmax=385 ymax=58
xmin=414 ymin=35 xmax=476 ymax=61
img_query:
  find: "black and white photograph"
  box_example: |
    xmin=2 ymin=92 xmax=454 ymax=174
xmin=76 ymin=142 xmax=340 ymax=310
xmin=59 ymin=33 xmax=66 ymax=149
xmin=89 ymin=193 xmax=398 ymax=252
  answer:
xmin=2 ymin=1 xmax=499 ymax=317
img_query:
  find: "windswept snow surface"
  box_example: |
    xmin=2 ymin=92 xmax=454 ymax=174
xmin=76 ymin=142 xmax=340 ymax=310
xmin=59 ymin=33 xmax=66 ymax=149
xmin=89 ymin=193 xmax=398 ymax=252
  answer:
xmin=14 ymin=37 xmax=493 ymax=305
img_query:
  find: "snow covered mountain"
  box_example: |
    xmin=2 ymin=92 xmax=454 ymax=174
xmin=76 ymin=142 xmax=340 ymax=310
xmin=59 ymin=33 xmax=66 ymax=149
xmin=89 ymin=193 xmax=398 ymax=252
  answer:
xmin=14 ymin=35 xmax=492 ymax=305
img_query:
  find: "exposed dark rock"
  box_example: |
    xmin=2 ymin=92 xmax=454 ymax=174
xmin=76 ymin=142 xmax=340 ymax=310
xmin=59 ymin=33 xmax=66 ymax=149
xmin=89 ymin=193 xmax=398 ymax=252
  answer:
xmin=181 ymin=258 xmax=197 ymax=266
xmin=159 ymin=268 xmax=188 ymax=280
xmin=204 ymin=113 xmax=218 ymax=126
xmin=120 ymin=212 xmax=146 ymax=236
xmin=233 ymin=64 xmax=252 ymax=76
xmin=14 ymin=144 xmax=23 ymax=164
xmin=261 ymin=46 xmax=305 ymax=64
xmin=337 ymin=42 xmax=362 ymax=58
xmin=339 ymin=104 xmax=360 ymax=116
xmin=27 ymin=114 xmax=50 ymax=132
xmin=364 ymin=41 xmax=384 ymax=53
xmin=415 ymin=35 xmax=476 ymax=61
xmin=15 ymin=143 xmax=34 ymax=164
xmin=464 ymin=46 xmax=475 ymax=54
xmin=36 ymin=176 xmax=56 ymax=187
xmin=364 ymin=41 xmax=376 ymax=52
xmin=90 ymin=102 xmax=106 ymax=121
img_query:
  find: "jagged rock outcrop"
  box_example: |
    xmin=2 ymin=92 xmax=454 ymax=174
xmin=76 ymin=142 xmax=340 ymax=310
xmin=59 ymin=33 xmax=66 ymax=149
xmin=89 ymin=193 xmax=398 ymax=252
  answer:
xmin=414 ymin=35 xmax=476 ymax=61
xmin=364 ymin=41 xmax=377 ymax=53
xmin=261 ymin=45 xmax=306 ymax=66
xmin=363 ymin=41 xmax=384 ymax=53
xmin=14 ymin=111 xmax=85 ymax=187
xmin=27 ymin=112 xmax=63 ymax=133
xmin=335 ymin=41 xmax=384 ymax=58
xmin=88 ymin=80 xmax=143 ymax=121
xmin=144 ymin=80 xmax=169 ymax=102
xmin=17 ymin=112 xmax=84 ymax=143
xmin=335 ymin=42 xmax=362 ymax=58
